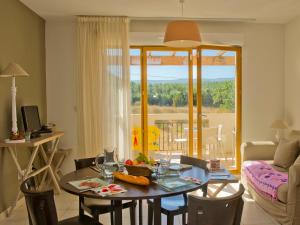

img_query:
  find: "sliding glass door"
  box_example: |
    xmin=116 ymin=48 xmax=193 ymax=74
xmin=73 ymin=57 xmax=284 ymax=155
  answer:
xmin=130 ymin=45 xmax=241 ymax=172
xmin=197 ymin=46 xmax=241 ymax=172
xmin=143 ymin=48 xmax=193 ymax=161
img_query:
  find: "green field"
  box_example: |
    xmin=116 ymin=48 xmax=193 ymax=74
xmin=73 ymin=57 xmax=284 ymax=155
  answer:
xmin=131 ymin=79 xmax=235 ymax=113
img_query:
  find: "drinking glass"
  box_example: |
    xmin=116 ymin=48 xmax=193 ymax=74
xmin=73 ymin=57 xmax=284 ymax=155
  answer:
xmin=103 ymin=147 xmax=118 ymax=178
xmin=158 ymin=158 xmax=170 ymax=178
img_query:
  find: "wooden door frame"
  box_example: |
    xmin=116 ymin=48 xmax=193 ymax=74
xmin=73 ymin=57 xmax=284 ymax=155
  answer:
xmin=139 ymin=46 xmax=194 ymax=157
xmin=197 ymin=45 xmax=242 ymax=173
xmin=130 ymin=45 xmax=242 ymax=173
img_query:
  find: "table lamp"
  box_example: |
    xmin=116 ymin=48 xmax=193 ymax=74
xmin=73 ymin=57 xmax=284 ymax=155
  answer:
xmin=0 ymin=63 xmax=29 ymax=140
xmin=270 ymin=120 xmax=288 ymax=142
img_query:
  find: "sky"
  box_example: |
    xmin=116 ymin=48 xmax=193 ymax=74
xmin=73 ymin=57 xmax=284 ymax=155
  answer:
xmin=130 ymin=49 xmax=236 ymax=81
xmin=130 ymin=65 xmax=236 ymax=81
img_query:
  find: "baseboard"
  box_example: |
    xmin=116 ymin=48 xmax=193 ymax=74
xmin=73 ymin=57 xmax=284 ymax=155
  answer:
xmin=0 ymin=197 xmax=25 ymax=221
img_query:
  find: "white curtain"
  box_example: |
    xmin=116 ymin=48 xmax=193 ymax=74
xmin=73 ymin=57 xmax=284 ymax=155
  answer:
xmin=76 ymin=16 xmax=131 ymax=159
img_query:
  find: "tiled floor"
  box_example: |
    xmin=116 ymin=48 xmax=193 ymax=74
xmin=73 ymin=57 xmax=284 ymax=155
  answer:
xmin=0 ymin=183 xmax=279 ymax=225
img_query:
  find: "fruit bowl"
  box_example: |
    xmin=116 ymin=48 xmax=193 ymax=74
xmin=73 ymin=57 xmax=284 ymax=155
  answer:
xmin=124 ymin=165 xmax=153 ymax=177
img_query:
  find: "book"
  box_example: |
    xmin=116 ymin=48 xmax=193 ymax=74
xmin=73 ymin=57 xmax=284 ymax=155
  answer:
xmin=4 ymin=138 xmax=26 ymax=143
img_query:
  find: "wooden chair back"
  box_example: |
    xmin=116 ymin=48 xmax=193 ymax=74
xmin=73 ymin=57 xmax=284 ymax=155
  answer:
xmin=74 ymin=156 xmax=104 ymax=170
xmin=188 ymin=184 xmax=245 ymax=225
xmin=20 ymin=177 xmax=59 ymax=225
xmin=180 ymin=155 xmax=208 ymax=170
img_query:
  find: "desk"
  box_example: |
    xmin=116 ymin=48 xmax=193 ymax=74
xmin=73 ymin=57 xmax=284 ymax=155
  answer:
xmin=0 ymin=131 xmax=64 ymax=216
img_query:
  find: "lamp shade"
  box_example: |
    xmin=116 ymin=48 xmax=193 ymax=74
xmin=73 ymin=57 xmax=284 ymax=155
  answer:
xmin=164 ymin=20 xmax=201 ymax=48
xmin=270 ymin=120 xmax=288 ymax=129
xmin=0 ymin=63 xmax=29 ymax=77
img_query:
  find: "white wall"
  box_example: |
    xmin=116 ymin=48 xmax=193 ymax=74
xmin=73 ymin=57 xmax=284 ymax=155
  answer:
xmin=285 ymin=16 xmax=300 ymax=130
xmin=46 ymin=18 xmax=77 ymax=173
xmin=45 ymin=19 xmax=285 ymax=172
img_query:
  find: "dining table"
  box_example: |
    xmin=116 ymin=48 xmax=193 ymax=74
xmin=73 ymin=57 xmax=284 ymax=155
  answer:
xmin=60 ymin=165 xmax=209 ymax=225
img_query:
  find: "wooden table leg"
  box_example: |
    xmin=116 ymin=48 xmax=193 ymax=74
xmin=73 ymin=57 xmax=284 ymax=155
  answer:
xmin=153 ymin=198 xmax=161 ymax=225
xmin=5 ymin=146 xmax=40 ymax=217
xmin=139 ymin=199 xmax=143 ymax=225
xmin=202 ymin=183 xmax=208 ymax=197
xmin=114 ymin=200 xmax=123 ymax=225
xmin=40 ymin=138 xmax=61 ymax=193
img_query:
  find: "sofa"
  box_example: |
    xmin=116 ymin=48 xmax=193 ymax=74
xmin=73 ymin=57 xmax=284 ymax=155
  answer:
xmin=241 ymin=141 xmax=300 ymax=225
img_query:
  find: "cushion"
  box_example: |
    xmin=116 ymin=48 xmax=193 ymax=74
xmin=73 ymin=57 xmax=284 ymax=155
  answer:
xmin=277 ymin=183 xmax=288 ymax=203
xmin=287 ymin=130 xmax=300 ymax=149
xmin=295 ymin=155 xmax=300 ymax=165
xmin=273 ymin=139 xmax=299 ymax=169
xmin=84 ymin=198 xmax=131 ymax=206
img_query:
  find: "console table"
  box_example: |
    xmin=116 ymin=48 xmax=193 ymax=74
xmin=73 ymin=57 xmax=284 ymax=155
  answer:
xmin=0 ymin=131 xmax=64 ymax=216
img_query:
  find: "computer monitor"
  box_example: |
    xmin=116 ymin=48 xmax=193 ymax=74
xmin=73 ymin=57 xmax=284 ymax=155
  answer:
xmin=21 ymin=105 xmax=42 ymax=133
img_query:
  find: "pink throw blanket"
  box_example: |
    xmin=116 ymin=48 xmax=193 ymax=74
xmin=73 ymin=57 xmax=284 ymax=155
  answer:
xmin=244 ymin=161 xmax=288 ymax=201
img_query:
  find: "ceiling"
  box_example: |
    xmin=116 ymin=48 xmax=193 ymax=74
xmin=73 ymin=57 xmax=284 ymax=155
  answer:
xmin=20 ymin=0 xmax=300 ymax=24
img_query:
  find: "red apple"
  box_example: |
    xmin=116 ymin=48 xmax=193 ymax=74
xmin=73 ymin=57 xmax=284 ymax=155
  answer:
xmin=125 ymin=159 xmax=133 ymax=166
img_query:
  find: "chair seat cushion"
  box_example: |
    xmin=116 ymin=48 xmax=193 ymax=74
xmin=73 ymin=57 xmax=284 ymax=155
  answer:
xmin=59 ymin=215 xmax=102 ymax=225
xmin=148 ymin=195 xmax=187 ymax=212
xmin=84 ymin=198 xmax=111 ymax=206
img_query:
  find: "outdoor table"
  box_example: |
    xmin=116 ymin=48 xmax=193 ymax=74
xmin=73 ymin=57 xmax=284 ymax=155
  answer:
xmin=60 ymin=165 xmax=209 ymax=225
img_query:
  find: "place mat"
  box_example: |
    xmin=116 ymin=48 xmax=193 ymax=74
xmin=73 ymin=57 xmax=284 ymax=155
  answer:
xmin=154 ymin=177 xmax=198 ymax=192
xmin=181 ymin=176 xmax=202 ymax=184
xmin=91 ymin=184 xmax=127 ymax=196
xmin=209 ymin=170 xmax=232 ymax=180
xmin=68 ymin=177 xmax=108 ymax=192
xmin=168 ymin=163 xmax=192 ymax=171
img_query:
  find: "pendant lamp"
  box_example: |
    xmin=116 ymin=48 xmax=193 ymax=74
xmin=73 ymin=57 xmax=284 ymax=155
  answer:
xmin=164 ymin=0 xmax=201 ymax=47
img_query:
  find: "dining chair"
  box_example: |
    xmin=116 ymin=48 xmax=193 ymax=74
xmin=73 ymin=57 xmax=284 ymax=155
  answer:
xmin=188 ymin=184 xmax=245 ymax=225
xmin=74 ymin=157 xmax=137 ymax=225
xmin=147 ymin=155 xmax=208 ymax=225
xmin=21 ymin=177 xmax=102 ymax=225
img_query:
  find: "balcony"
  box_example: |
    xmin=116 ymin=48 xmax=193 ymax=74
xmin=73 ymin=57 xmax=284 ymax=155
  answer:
xmin=131 ymin=112 xmax=236 ymax=169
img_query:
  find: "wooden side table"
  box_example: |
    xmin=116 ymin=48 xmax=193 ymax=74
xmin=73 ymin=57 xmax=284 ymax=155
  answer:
xmin=208 ymin=169 xmax=239 ymax=197
xmin=0 ymin=131 xmax=64 ymax=216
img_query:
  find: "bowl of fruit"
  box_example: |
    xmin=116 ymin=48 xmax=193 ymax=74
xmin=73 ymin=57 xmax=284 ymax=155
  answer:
xmin=124 ymin=153 xmax=156 ymax=177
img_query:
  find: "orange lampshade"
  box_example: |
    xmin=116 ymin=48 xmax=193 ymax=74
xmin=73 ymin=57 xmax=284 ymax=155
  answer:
xmin=164 ymin=20 xmax=201 ymax=48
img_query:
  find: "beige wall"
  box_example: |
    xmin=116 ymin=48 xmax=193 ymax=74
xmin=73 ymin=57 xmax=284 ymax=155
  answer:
xmin=0 ymin=0 xmax=45 ymax=213
xmin=284 ymin=16 xmax=300 ymax=130
xmin=45 ymin=18 xmax=77 ymax=173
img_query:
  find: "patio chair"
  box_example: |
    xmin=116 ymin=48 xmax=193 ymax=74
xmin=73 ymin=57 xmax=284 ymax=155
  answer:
xmin=147 ymin=155 xmax=208 ymax=225
xmin=74 ymin=157 xmax=137 ymax=225
xmin=21 ymin=177 xmax=102 ymax=225
xmin=188 ymin=184 xmax=245 ymax=225
xmin=202 ymin=127 xmax=218 ymax=160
